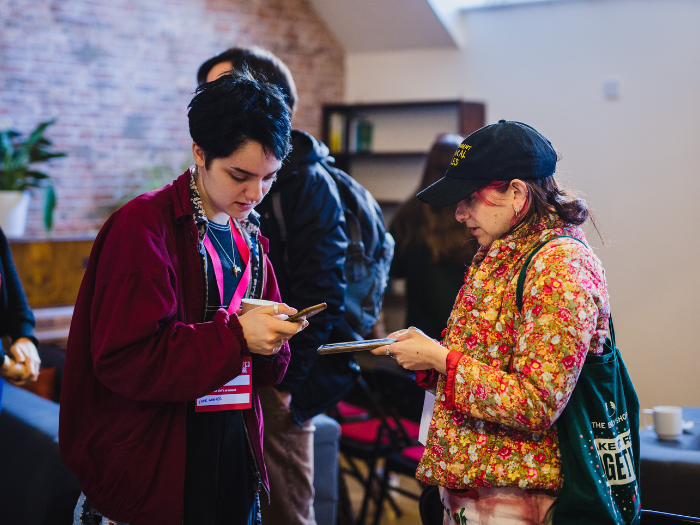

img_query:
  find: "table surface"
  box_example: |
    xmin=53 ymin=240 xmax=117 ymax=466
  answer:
xmin=639 ymin=407 xmax=700 ymax=517
xmin=640 ymin=407 xmax=700 ymax=458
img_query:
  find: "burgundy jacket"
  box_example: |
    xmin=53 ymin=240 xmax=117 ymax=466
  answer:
xmin=59 ymin=171 xmax=290 ymax=525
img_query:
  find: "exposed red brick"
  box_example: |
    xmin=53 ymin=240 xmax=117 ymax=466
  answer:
xmin=0 ymin=0 xmax=344 ymax=236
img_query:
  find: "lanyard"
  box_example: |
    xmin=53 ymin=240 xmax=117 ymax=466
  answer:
xmin=202 ymin=218 xmax=251 ymax=314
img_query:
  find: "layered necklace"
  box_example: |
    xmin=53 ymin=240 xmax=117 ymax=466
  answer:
xmin=208 ymin=220 xmax=242 ymax=276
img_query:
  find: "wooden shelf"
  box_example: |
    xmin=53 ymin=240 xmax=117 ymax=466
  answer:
xmin=323 ymin=99 xmax=479 ymax=112
xmin=331 ymin=151 xmax=427 ymax=160
xmin=321 ymin=99 xmax=485 ymax=204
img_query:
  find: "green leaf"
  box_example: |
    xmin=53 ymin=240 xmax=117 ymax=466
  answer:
xmin=0 ymin=119 xmax=67 ymax=192
xmin=24 ymin=170 xmax=49 ymax=180
xmin=44 ymin=184 xmax=56 ymax=230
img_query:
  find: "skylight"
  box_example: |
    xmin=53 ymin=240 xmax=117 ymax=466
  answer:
xmin=452 ymin=0 xmax=563 ymax=9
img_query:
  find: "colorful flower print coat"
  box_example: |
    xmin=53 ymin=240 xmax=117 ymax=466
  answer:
xmin=415 ymin=214 xmax=609 ymax=491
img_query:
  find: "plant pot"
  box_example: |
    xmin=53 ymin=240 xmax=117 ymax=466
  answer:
xmin=0 ymin=190 xmax=31 ymax=237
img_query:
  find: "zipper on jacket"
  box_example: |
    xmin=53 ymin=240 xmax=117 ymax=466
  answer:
xmin=259 ymin=239 xmax=267 ymax=294
xmin=241 ymin=411 xmax=269 ymax=502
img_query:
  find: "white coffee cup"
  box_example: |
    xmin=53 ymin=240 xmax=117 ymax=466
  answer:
xmin=643 ymin=406 xmax=682 ymax=441
xmin=240 ymin=298 xmax=278 ymax=315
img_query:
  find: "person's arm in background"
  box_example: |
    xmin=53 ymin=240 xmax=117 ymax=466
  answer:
xmin=388 ymin=221 xmax=407 ymax=281
xmin=274 ymin=166 xmax=348 ymax=394
xmin=0 ymin=227 xmax=40 ymax=384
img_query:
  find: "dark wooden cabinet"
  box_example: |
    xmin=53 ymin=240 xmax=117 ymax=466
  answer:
xmin=9 ymin=236 xmax=94 ymax=308
xmin=9 ymin=236 xmax=94 ymax=342
xmin=321 ymin=100 xmax=485 ymax=205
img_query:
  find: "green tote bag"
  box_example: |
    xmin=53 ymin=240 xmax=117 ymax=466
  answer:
xmin=517 ymin=236 xmax=641 ymax=525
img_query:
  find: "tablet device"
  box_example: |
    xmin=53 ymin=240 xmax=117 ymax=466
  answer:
xmin=317 ymin=338 xmax=397 ymax=355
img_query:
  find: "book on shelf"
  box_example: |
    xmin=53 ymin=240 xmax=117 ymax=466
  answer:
xmin=328 ymin=112 xmax=346 ymax=153
xmin=348 ymin=119 xmax=358 ymax=153
xmin=356 ymin=120 xmax=373 ymax=153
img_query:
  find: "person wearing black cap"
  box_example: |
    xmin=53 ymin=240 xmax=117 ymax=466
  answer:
xmin=372 ymin=121 xmax=611 ymax=524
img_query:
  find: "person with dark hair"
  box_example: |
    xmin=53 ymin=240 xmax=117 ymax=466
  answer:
xmin=372 ymin=121 xmax=610 ymax=524
xmin=389 ymin=134 xmax=478 ymax=340
xmin=198 ymin=47 xmax=297 ymax=112
xmin=199 ymin=47 xmax=350 ymax=525
xmin=60 ymin=71 xmax=307 ymax=525
xmin=0 ymin=225 xmax=41 ymax=406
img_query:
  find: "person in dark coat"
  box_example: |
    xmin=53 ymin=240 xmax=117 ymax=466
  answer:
xmin=389 ymin=134 xmax=478 ymax=340
xmin=0 ymin=225 xmax=41 ymax=406
xmin=199 ymin=47 xmax=352 ymax=525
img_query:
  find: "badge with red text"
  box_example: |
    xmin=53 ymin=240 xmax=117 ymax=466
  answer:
xmin=195 ymin=357 xmax=252 ymax=411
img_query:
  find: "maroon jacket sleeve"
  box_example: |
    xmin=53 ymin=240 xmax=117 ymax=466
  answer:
xmin=88 ymin=211 xmax=249 ymax=403
xmin=249 ymin=253 xmax=291 ymax=389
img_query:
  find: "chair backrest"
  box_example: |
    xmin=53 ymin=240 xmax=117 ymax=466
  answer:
xmin=373 ymin=366 xmax=424 ymax=424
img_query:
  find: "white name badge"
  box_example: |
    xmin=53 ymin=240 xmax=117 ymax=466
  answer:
xmin=419 ymin=390 xmax=436 ymax=445
xmin=196 ymin=356 xmax=253 ymax=412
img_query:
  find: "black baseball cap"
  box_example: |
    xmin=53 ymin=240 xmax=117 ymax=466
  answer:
xmin=417 ymin=120 xmax=557 ymax=207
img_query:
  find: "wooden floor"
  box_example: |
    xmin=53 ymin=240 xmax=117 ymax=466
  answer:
xmin=343 ymin=456 xmax=423 ymax=525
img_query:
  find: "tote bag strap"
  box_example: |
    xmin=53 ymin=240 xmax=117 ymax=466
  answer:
xmin=515 ymin=235 xmax=617 ymax=351
xmin=515 ymin=235 xmax=587 ymax=312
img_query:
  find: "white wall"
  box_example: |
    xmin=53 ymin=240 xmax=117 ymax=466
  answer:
xmin=345 ymin=0 xmax=700 ymax=411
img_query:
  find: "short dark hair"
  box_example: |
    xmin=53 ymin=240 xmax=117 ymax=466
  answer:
xmin=188 ymin=69 xmax=292 ymax=168
xmin=197 ymin=46 xmax=297 ymax=113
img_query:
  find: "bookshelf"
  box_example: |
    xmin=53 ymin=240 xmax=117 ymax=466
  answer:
xmin=321 ymin=100 xmax=485 ymax=205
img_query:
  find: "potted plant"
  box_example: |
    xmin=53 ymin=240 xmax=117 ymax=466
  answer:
xmin=0 ymin=119 xmax=66 ymax=236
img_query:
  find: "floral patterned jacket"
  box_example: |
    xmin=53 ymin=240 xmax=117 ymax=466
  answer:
xmin=415 ymin=214 xmax=609 ymax=491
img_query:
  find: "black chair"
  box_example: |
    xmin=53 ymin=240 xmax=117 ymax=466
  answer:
xmin=418 ymin=485 xmax=443 ymax=525
xmin=370 ymin=366 xmax=426 ymax=525
xmin=641 ymin=510 xmax=700 ymax=524
xmin=335 ymin=374 xmax=409 ymax=525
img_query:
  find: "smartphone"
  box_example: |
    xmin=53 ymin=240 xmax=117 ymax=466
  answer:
xmin=317 ymin=338 xmax=397 ymax=355
xmin=286 ymin=302 xmax=327 ymax=323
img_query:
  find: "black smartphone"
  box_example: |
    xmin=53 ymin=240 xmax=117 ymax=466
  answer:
xmin=287 ymin=302 xmax=327 ymax=323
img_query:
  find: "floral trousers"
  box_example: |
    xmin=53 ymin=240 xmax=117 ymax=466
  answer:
xmin=73 ymin=493 xmax=129 ymax=525
xmin=439 ymin=486 xmax=557 ymax=525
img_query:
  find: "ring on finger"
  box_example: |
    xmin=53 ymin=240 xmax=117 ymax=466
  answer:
xmin=385 ymin=346 xmax=391 ymax=356
xmin=273 ymin=303 xmax=279 ymax=315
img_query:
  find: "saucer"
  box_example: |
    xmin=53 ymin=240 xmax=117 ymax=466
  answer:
xmin=645 ymin=420 xmax=694 ymax=440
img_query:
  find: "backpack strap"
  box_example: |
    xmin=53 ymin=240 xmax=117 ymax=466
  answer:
xmin=271 ymin=191 xmax=287 ymax=243
xmin=516 ymin=235 xmax=618 ymax=356
xmin=270 ymin=191 xmax=289 ymax=267
xmin=515 ymin=235 xmax=587 ymax=312
xmin=321 ymin=160 xmax=369 ymax=280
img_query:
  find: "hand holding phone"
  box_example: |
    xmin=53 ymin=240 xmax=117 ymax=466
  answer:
xmin=286 ymin=302 xmax=327 ymax=323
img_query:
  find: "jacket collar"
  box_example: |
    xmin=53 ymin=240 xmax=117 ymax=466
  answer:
xmin=472 ymin=213 xmax=583 ymax=266
xmin=172 ymin=167 xmax=261 ymax=243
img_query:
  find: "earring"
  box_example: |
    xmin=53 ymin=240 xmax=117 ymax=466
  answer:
xmin=513 ymin=205 xmax=521 ymax=218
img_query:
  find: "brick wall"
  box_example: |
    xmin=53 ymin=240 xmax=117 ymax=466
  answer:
xmin=0 ymin=0 xmax=344 ymax=236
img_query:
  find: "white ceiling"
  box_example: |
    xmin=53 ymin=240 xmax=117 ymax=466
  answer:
xmin=306 ymin=0 xmax=458 ymax=52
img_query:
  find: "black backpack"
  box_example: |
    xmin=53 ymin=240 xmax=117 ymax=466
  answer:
xmin=271 ymin=159 xmax=394 ymax=339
